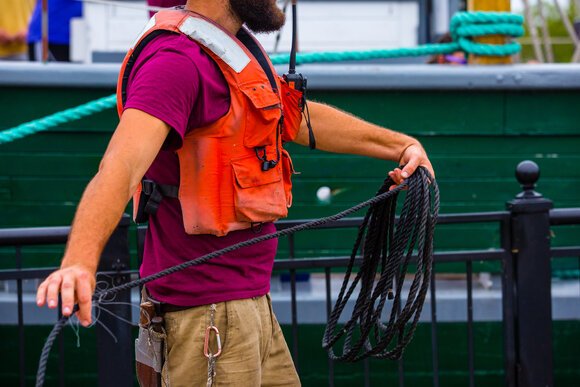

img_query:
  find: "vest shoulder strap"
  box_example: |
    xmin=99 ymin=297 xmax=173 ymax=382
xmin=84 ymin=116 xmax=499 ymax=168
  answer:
xmin=119 ymin=10 xmax=284 ymax=114
xmin=236 ymin=28 xmax=279 ymax=92
xmin=178 ymin=16 xmax=251 ymax=73
xmin=133 ymin=10 xmax=252 ymax=73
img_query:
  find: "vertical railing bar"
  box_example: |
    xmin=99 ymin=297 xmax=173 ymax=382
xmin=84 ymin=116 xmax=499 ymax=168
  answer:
xmin=96 ymin=216 xmax=133 ymax=386
xmin=430 ymin=266 xmax=440 ymax=387
xmin=500 ymin=217 xmax=516 ymax=387
xmin=289 ymin=268 xmax=299 ymax=370
xmin=398 ymin=357 xmax=405 ymax=387
xmin=466 ymin=261 xmax=475 ymax=387
xmin=58 ymin=299 xmax=65 ymax=387
xmin=288 ymin=234 xmax=299 ymax=373
xmin=15 ymin=246 xmax=25 ymax=387
xmin=363 ymin=358 xmax=370 ymax=387
xmin=325 ymin=267 xmax=334 ymax=387
xmin=396 ymin=278 xmax=404 ymax=387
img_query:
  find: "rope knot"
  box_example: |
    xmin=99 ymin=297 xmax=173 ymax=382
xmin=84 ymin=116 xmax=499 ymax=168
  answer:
xmin=450 ymin=11 xmax=525 ymax=56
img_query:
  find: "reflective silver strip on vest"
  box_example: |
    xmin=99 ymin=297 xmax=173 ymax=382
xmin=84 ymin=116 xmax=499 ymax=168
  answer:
xmin=132 ymin=15 xmax=157 ymax=49
xmin=178 ymin=17 xmax=250 ymax=73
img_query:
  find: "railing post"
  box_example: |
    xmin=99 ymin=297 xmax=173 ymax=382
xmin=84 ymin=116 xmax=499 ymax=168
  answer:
xmin=506 ymin=161 xmax=554 ymax=387
xmin=96 ymin=214 xmax=133 ymax=387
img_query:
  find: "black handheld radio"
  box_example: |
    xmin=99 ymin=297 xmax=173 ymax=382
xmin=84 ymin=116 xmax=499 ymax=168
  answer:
xmin=283 ymin=0 xmax=316 ymax=149
xmin=283 ymin=1 xmax=305 ymax=91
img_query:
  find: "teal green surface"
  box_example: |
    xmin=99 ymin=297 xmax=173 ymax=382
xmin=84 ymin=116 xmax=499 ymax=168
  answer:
xmin=1 ymin=86 xmax=580 ymax=270
xmin=1 ymin=321 xmax=578 ymax=386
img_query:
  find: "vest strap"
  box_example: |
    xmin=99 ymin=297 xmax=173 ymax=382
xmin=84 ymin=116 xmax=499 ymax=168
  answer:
xmin=178 ymin=16 xmax=251 ymax=73
xmin=135 ymin=180 xmax=179 ymax=223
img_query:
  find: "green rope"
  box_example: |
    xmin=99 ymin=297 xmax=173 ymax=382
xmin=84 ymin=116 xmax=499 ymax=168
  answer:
xmin=270 ymin=11 xmax=524 ymax=65
xmin=450 ymin=12 xmax=524 ymax=57
xmin=0 ymin=95 xmax=117 ymax=145
xmin=270 ymin=42 xmax=460 ymax=64
xmin=0 ymin=11 xmax=523 ymax=145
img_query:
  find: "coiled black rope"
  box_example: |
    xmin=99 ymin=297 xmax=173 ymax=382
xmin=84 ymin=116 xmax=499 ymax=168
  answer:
xmin=35 ymin=167 xmax=437 ymax=387
xmin=323 ymin=167 xmax=439 ymax=361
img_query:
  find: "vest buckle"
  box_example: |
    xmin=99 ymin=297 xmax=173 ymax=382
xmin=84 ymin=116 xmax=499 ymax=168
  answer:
xmin=255 ymin=147 xmax=279 ymax=171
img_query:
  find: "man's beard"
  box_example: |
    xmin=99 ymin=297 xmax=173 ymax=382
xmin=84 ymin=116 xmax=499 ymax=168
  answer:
xmin=229 ymin=0 xmax=286 ymax=33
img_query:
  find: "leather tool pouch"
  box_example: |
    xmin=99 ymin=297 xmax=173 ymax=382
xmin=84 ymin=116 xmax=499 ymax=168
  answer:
xmin=135 ymin=299 xmax=165 ymax=387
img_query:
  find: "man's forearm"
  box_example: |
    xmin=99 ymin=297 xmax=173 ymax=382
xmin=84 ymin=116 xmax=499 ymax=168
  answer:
xmin=61 ymin=163 xmax=135 ymax=273
xmin=37 ymin=109 xmax=171 ymax=323
xmin=295 ymin=101 xmax=420 ymax=162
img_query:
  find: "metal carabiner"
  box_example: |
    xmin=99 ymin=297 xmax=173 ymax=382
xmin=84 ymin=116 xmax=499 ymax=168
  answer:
xmin=203 ymin=325 xmax=222 ymax=358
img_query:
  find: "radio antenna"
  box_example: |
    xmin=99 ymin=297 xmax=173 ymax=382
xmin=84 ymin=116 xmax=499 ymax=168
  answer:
xmin=283 ymin=0 xmax=315 ymax=150
xmin=288 ymin=0 xmax=298 ymax=74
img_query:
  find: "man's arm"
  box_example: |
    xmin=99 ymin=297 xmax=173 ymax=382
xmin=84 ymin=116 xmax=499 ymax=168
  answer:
xmin=36 ymin=109 xmax=171 ymax=326
xmin=293 ymin=101 xmax=434 ymax=185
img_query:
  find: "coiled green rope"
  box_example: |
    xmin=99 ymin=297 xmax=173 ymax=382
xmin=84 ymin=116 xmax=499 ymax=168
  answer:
xmin=450 ymin=12 xmax=524 ymax=56
xmin=0 ymin=11 xmax=523 ymax=145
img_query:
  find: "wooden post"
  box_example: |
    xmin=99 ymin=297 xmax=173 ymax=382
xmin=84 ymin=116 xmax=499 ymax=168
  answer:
xmin=467 ymin=0 xmax=512 ymax=64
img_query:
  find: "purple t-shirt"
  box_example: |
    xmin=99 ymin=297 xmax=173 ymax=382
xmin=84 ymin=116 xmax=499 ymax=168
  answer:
xmin=124 ymin=32 xmax=278 ymax=306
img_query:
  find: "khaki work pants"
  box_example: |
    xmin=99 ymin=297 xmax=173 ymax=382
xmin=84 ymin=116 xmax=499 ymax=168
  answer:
xmin=161 ymin=294 xmax=301 ymax=386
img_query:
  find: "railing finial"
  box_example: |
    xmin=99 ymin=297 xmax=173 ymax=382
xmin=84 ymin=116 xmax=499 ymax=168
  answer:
xmin=515 ymin=160 xmax=541 ymax=198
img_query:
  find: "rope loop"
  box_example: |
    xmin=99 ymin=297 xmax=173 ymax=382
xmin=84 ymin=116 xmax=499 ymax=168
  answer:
xmin=322 ymin=167 xmax=439 ymax=361
xmin=450 ymin=11 xmax=524 ymax=57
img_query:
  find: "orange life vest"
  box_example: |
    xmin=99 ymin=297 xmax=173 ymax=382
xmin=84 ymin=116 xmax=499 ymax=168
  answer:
xmin=116 ymin=9 xmax=303 ymax=236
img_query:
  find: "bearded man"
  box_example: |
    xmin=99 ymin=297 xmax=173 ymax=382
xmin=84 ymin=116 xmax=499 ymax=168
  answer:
xmin=36 ymin=1 xmax=434 ymax=386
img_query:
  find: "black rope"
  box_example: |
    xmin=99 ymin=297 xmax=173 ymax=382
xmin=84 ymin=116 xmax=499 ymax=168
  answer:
xmin=323 ymin=167 xmax=439 ymax=362
xmin=35 ymin=167 xmax=437 ymax=386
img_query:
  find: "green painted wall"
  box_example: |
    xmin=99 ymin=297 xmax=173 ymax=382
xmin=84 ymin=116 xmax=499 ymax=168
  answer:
xmin=1 ymin=79 xmax=579 ymax=385
xmin=1 ymin=85 xmax=579 ymax=271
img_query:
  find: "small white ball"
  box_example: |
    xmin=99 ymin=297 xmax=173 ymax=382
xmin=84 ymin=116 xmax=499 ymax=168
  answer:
xmin=316 ymin=186 xmax=332 ymax=202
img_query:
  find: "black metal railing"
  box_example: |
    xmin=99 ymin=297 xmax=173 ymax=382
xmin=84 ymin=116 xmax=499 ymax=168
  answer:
xmin=1 ymin=160 xmax=579 ymax=387
xmin=0 ymin=216 xmax=134 ymax=387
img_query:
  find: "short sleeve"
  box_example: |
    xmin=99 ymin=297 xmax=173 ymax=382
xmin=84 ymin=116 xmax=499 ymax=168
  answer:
xmin=124 ymin=33 xmax=201 ymax=149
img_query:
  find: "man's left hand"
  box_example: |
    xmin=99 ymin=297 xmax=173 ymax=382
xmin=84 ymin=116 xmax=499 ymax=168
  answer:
xmin=388 ymin=144 xmax=434 ymax=188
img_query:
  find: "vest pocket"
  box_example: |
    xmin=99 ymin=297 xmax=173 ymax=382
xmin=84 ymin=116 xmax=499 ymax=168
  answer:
xmin=239 ymin=81 xmax=282 ymax=148
xmin=231 ymin=154 xmax=288 ymax=222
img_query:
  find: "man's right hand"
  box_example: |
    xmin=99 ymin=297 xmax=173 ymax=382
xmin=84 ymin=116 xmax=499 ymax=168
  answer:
xmin=36 ymin=264 xmax=96 ymax=327
xmin=34 ymin=109 xmax=172 ymax=327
